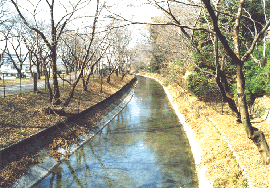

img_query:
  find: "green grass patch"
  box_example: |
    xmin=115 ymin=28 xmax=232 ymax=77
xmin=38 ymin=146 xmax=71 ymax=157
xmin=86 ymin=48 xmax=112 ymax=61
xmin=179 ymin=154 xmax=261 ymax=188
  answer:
xmin=16 ymin=131 xmax=26 ymax=136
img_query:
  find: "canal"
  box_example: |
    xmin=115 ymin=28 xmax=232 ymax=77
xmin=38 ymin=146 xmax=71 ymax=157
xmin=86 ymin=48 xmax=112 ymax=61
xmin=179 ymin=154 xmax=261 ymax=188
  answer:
xmin=35 ymin=76 xmax=198 ymax=188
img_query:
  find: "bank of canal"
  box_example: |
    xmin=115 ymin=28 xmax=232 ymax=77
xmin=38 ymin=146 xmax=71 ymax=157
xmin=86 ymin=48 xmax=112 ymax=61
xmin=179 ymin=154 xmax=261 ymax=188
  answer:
xmin=34 ymin=76 xmax=198 ymax=187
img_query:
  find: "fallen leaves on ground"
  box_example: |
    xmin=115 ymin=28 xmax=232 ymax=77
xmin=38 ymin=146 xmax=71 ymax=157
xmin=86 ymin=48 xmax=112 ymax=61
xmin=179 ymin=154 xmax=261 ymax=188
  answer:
xmin=0 ymin=74 xmax=133 ymax=187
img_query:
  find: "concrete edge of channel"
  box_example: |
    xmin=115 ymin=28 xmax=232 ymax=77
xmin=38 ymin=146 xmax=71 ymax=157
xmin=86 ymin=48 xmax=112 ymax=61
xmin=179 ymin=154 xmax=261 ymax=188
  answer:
xmin=138 ymin=74 xmax=213 ymax=188
xmin=0 ymin=76 xmax=137 ymax=158
xmin=7 ymin=76 xmax=137 ymax=188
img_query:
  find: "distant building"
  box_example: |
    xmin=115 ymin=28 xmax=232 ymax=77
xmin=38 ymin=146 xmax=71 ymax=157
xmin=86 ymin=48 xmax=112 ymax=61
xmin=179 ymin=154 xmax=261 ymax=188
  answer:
xmin=0 ymin=64 xmax=18 ymax=79
xmin=0 ymin=54 xmax=71 ymax=79
xmin=0 ymin=61 xmax=37 ymax=79
xmin=0 ymin=56 xmax=37 ymax=79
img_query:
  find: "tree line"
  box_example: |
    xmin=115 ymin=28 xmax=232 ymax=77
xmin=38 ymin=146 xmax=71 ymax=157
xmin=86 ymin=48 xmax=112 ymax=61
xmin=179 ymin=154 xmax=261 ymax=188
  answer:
xmin=0 ymin=0 xmax=132 ymax=107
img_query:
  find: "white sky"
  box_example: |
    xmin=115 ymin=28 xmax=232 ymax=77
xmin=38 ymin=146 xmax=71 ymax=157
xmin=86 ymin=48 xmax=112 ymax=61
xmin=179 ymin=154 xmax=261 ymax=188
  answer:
xmin=105 ymin=0 xmax=160 ymax=22
xmin=104 ymin=0 xmax=162 ymax=47
xmin=1 ymin=0 xmax=162 ymax=52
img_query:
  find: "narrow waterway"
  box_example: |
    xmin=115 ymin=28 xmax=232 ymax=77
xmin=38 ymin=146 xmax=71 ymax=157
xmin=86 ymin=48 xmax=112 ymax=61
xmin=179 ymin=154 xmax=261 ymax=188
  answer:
xmin=35 ymin=76 xmax=198 ymax=188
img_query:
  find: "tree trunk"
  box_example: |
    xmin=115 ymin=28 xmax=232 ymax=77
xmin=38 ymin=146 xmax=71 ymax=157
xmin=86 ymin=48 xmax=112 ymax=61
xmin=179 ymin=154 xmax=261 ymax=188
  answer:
xmin=44 ymin=64 xmax=53 ymax=102
xmin=37 ymin=60 xmax=41 ymax=79
xmin=82 ymin=77 xmax=87 ymax=91
xmin=213 ymin=24 xmax=241 ymax=121
xmin=99 ymin=62 xmax=102 ymax=93
xmin=121 ymin=73 xmax=126 ymax=81
xmin=63 ymin=71 xmax=83 ymax=107
xmin=107 ymin=74 xmax=111 ymax=83
xmin=203 ymin=0 xmax=270 ymax=164
xmin=216 ymin=73 xmax=241 ymax=120
xmin=263 ymin=0 xmax=267 ymax=66
xmin=51 ymin=46 xmax=61 ymax=105
xmin=29 ymin=52 xmax=33 ymax=77
xmin=236 ymin=63 xmax=269 ymax=164
xmin=49 ymin=1 xmax=61 ymax=105
xmin=234 ymin=1 xmax=269 ymax=164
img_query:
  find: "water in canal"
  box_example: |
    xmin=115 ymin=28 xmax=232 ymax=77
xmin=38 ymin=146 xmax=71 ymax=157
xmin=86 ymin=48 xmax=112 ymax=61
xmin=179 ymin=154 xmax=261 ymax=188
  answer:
xmin=35 ymin=76 xmax=198 ymax=188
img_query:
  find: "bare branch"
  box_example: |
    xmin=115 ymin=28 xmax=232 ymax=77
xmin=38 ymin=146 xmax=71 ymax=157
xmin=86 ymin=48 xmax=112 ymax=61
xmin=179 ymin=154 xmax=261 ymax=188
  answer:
xmin=242 ymin=19 xmax=270 ymax=62
xmin=168 ymin=0 xmax=202 ymax=7
xmin=106 ymin=9 xmax=214 ymax=34
xmin=10 ymin=0 xmax=52 ymax=51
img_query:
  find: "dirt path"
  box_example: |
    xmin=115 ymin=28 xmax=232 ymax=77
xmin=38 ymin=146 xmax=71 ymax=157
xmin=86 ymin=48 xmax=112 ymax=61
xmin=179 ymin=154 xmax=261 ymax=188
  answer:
xmin=0 ymin=74 xmax=78 ymax=97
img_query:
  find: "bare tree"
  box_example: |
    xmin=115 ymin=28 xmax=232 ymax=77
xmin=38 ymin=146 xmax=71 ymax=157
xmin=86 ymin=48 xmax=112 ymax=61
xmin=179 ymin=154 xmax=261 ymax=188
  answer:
xmin=5 ymin=20 xmax=29 ymax=79
xmin=10 ymin=0 xmax=89 ymax=105
xmin=202 ymin=0 xmax=270 ymax=164
xmin=105 ymin=22 xmax=132 ymax=80
xmin=130 ymin=39 xmax=152 ymax=73
xmin=22 ymin=23 xmax=50 ymax=79
xmin=6 ymin=40 xmax=28 ymax=78
xmin=57 ymin=0 xmax=110 ymax=107
xmin=0 ymin=0 xmax=12 ymax=69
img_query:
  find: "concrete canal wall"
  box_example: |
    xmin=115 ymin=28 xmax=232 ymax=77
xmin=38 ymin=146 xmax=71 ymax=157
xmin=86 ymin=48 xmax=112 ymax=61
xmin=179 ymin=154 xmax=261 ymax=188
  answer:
xmin=8 ymin=76 xmax=137 ymax=187
xmin=139 ymin=75 xmax=212 ymax=188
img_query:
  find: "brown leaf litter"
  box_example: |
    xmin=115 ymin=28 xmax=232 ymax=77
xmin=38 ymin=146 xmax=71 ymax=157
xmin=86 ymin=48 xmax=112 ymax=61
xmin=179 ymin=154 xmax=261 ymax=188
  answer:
xmin=0 ymin=74 xmax=133 ymax=187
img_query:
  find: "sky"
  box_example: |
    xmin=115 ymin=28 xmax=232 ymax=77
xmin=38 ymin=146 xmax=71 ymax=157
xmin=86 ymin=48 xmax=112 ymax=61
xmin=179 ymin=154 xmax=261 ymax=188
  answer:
xmin=104 ymin=0 xmax=162 ymax=47
xmin=0 ymin=0 xmax=163 ymax=54
xmin=105 ymin=0 xmax=161 ymax=22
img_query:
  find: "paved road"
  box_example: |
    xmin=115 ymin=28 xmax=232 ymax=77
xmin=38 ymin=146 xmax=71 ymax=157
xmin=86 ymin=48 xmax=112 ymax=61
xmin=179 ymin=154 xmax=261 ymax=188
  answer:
xmin=0 ymin=74 xmax=77 ymax=97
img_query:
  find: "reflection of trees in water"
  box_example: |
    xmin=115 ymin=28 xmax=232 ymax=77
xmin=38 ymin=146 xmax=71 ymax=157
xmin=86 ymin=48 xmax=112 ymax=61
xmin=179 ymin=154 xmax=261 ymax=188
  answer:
xmin=135 ymin=77 xmax=152 ymax=105
xmin=48 ymin=148 xmax=92 ymax=187
xmin=49 ymin=166 xmax=62 ymax=188
xmin=88 ymin=112 xmax=139 ymax=159
xmin=93 ymin=145 xmax=136 ymax=186
xmin=41 ymin=76 xmax=197 ymax=187
xmin=64 ymin=160 xmax=84 ymax=188
xmin=143 ymin=116 xmax=198 ymax=187
xmin=79 ymin=142 xmax=136 ymax=187
xmin=88 ymin=143 xmax=114 ymax=187
xmin=138 ymin=78 xmax=198 ymax=187
xmin=48 ymin=159 xmax=84 ymax=188
xmin=75 ymin=148 xmax=95 ymax=185
xmin=136 ymin=77 xmax=168 ymax=120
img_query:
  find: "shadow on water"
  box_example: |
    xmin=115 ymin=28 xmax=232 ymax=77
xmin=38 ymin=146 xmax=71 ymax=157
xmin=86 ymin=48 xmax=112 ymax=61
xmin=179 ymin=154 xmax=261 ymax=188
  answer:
xmin=35 ymin=76 xmax=198 ymax=188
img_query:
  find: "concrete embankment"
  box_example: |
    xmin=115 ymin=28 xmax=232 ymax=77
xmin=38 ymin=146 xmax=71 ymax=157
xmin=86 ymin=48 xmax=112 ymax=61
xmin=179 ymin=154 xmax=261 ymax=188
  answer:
xmin=138 ymin=74 xmax=212 ymax=188
xmin=5 ymin=76 xmax=137 ymax=187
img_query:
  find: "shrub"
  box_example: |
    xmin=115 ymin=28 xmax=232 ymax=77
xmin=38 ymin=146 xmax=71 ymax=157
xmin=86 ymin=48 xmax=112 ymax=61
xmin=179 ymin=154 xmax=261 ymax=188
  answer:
xmin=187 ymin=72 xmax=220 ymax=101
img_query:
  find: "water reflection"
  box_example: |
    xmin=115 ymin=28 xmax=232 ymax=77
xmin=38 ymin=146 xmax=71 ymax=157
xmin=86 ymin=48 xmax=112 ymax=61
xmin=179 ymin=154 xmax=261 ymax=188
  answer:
xmin=35 ymin=76 xmax=198 ymax=188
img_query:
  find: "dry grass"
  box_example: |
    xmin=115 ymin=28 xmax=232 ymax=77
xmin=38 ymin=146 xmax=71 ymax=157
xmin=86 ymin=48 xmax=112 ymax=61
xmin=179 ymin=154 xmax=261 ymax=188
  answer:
xmin=0 ymin=77 xmax=35 ymax=86
xmin=0 ymin=74 xmax=132 ymax=150
xmin=0 ymin=73 xmax=133 ymax=187
xmin=0 ymin=73 xmax=77 ymax=87
xmin=141 ymin=72 xmax=269 ymax=187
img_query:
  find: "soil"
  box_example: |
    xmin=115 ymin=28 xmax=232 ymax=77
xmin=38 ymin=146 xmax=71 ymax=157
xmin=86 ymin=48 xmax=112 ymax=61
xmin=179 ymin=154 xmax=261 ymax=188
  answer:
xmin=141 ymin=72 xmax=269 ymax=187
xmin=0 ymin=74 xmax=134 ymax=187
